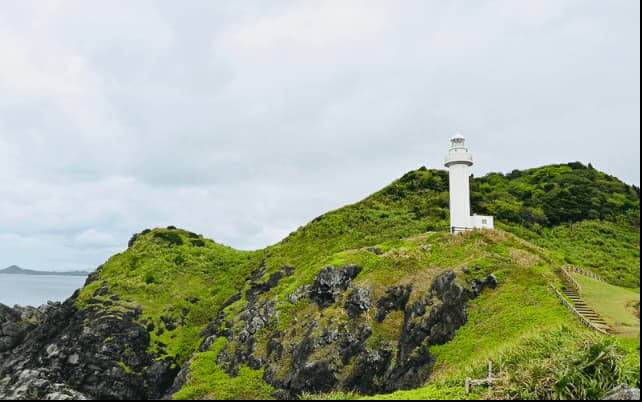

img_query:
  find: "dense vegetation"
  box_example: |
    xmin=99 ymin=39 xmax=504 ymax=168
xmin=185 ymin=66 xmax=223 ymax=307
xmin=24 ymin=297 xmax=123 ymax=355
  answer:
xmin=72 ymin=162 xmax=639 ymax=400
xmin=78 ymin=228 xmax=264 ymax=364
xmin=388 ymin=162 xmax=640 ymax=230
xmin=473 ymin=163 xmax=639 ymax=227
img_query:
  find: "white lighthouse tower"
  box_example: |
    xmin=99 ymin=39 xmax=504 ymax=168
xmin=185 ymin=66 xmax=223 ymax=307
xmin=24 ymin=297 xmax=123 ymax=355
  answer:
xmin=445 ymin=134 xmax=494 ymax=234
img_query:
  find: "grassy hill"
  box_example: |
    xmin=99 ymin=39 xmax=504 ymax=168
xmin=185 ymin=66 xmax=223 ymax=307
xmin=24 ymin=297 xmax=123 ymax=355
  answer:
xmin=571 ymin=273 xmax=640 ymax=337
xmin=69 ymin=163 xmax=639 ymax=400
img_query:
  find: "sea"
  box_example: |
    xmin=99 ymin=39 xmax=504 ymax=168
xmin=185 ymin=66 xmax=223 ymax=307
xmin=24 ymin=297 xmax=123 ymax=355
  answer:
xmin=0 ymin=274 xmax=88 ymax=307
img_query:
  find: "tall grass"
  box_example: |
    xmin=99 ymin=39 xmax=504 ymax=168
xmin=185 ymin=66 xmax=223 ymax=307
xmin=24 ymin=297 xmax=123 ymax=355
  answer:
xmin=491 ymin=328 xmax=637 ymax=400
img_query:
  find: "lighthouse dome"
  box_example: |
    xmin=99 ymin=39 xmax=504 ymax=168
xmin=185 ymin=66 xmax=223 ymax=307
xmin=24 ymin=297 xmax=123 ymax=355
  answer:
xmin=450 ymin=133 xmax=467 ymax=147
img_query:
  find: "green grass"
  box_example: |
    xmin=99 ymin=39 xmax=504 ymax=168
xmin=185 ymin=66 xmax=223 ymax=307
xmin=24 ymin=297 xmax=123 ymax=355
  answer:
xmin=522 ymin=220 xmax=640 ymax=288
xmin=304 ymin=386 xmax=480 ymax=401
xmin=617 ymin=336 xmax=641 ymax=387
xmin=362 ymin=385 xmax=479 ymax=400
xmin=427 ymin=264 xmax=583 ymax=383
xmin=572 ymin=273 xmax=640 ymax=337
xmin=173 ymin=338 xmax=275 ymax=400
xmin=76 ymin=228 xmax=264 ymax=365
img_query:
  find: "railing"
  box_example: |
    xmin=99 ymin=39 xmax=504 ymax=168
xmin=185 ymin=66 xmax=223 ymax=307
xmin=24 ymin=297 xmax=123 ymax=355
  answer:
xmin=560 ymin=267 xmax=582 ymax=293
xmin=465 ymin=361 xmax=498 ymax=394
xmin=549 ymin=285 xmax=609 ymax=336
xmin=563 ymin=265 xmax=607 ymax=283
xmin=451 ymin=226 xmax=469 ymax=234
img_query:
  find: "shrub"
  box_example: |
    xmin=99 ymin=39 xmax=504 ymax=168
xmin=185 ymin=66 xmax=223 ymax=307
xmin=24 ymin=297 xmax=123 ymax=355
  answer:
xmin=491 ymin=331 xmax=636 ymax=400
xmin=128 ymin=233 xmax=139 ymax=248
xmin=153 ymin=231 xmax=184 ymax=246
xmin=191 ymin=239 xmax=206 ymax=248
xmin=144 ymin=272 xmax=157 ymax=285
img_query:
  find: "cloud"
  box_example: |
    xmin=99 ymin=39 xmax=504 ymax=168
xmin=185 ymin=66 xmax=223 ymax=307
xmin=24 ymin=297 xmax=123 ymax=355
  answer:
xmin=0 ymin=0 xmax=639 ymax=270
xmin=74 ymin=229 xmax=118 ymax=248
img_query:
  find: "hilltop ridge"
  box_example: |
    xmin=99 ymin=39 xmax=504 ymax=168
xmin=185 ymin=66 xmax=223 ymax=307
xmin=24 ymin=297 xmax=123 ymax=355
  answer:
xmin=0 ymin=162 xmax=639 ymax=400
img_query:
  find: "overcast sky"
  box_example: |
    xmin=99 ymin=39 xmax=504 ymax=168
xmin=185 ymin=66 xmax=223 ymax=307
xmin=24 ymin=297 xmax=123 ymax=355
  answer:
xmin=0 ymin=0 xmax=639 ymax=271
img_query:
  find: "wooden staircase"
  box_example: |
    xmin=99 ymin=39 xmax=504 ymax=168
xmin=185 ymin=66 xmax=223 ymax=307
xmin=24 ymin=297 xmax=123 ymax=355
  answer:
xmin=561 ymin=285 xmax=612 ymax=334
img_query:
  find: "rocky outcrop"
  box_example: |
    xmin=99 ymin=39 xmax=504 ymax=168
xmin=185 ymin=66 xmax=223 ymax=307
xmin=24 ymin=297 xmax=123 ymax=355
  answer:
xmin=1 ymin=304 xmax=51 ymax=354
xmin=387 ymin=271 xmax=473 ymax=390
xmin=376 ymin=285 xmax=412 ymax=322
xmin=265 ymin=320 xmax=374 ymax=398
xmin=191 ymin=266 xmax=498 ymax=399
xmin=0 ymin=291 xmax=178 ymax=400
xmin=181 ymin=264 xmax=297 ymax=388
xmin=309 ymin=265 xmax=361 ymax=308
xmin=1 ymin=305 xmax=28 ymax=353
xmin=471 ymin=274 xmax=498 ymax=295
xmin=247 ymin=266 xmax=295 ymax=302
xmin=0 ymin=368 xmax=89 ymax=400
xmin=344 ymin=287 xmax=372 ymax=318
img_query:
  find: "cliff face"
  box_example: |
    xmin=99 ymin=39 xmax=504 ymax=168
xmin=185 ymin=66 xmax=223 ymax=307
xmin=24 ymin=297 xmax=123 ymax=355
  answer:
xmin=0 ymin=288 xmax=177 ymax=400
xmin=0 ymin=164 xmax=639 ymax=400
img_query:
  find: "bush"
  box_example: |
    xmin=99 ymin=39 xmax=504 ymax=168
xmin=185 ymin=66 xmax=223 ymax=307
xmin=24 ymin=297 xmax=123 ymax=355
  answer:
xmin=128 ymin=233 xmax=139 ymax=248
xmin=473 ymin=163 xmax=639 ymax=227
xmin=144 ymin=272 xmax=157 ymax=285
xmin=153 ymin=231 xmax=184 ymax=246
xmin=491 ymin=330 xmax=636 ymax=400
xmin=191 ymin=239 xmax=206 ymax=247
xmin=553 ymin=340 xmax=627 ymax=399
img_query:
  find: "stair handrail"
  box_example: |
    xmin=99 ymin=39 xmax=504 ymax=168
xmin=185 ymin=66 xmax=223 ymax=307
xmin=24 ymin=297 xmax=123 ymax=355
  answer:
xmin=562 ymin=265 xmax=607 ymax=283
xmin=561 ymin=266 xmax=582 ymax=294
xmin=549 ymin=284 xmax=609 ymax=336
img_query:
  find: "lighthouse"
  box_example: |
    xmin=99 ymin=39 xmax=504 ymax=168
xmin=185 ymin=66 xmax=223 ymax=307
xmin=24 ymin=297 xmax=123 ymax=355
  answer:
xmin=445 ymin=134 xmax=494 ymax=234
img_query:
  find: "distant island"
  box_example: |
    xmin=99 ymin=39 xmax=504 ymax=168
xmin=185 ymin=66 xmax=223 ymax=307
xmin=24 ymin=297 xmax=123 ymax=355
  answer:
xmin=0 ymin=265 xmax=90 ymax=277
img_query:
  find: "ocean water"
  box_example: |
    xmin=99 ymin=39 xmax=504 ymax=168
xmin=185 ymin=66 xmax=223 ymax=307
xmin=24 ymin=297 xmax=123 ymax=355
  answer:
xmin=0 ymin=274 xmax=87 ymax=307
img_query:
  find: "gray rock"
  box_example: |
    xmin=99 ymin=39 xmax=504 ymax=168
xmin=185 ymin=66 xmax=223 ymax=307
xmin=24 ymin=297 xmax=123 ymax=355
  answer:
xmin=93 ymin=285 xmax=109 ymax=297
xmin=160 ymin=315 xmax=178 ymax=331
xmin=471 ymin=274 xmax=498 ymax=295
xmin=603 ymin=385 xmax=640 ymax=400
xmin=345 ymin=287 xmax=373 ymax=317
xmin=45 ymin=344 xmax=59 ymax=358
xmin=288 ymin=286 xmax=310 ymax=304
xmin=66 ymin=354 xmax=79 ymax=365
xmin=376 ymin=285 xmax=412 ymax=322
xmin=309 ymin=265 xmax=362 ymax=308
xmin=0 ymin=304 xmax=40 ymax=353
xmin=0 ymin=295 xmax=178 ymax=400
xmin=0 ymin=369 xmax=88 ymax=400
xmin=366 ymin=246 xmax=384 ymax=255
